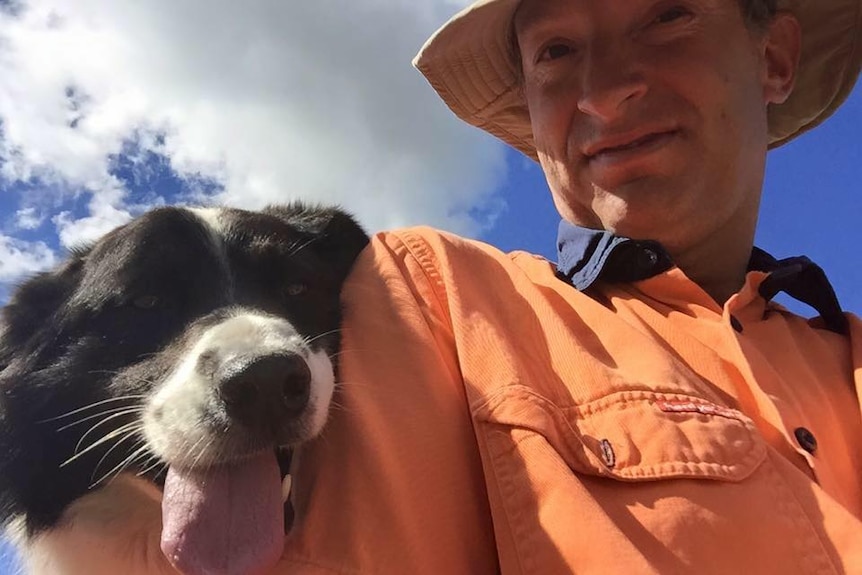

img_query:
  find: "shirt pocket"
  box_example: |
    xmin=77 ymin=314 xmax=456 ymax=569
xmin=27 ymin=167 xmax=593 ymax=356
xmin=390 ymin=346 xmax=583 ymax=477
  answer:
xmin=473 ymin=386 xmax=766 ymax=482
xmin=471 ymin=385 xmax=776 ymax=574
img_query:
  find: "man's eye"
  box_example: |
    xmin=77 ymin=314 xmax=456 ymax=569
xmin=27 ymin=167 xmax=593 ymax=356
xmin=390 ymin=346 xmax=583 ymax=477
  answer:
xmin=539 ymin=43 xmax=574 ymax=62
xmin=654 ymin=6 xmax=691 ymax=25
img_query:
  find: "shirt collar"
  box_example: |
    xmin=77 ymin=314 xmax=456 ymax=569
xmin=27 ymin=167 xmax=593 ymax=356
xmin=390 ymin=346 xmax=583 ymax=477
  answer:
xmin=556 ymin=220 xmax=673 ymax=290
xmin=555 ymin=220 xmax=847 ymax=334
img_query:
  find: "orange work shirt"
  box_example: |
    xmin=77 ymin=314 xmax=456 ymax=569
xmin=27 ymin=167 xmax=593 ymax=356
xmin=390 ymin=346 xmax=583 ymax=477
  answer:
xmin=278 ymin=227 xmax=862 ymax=574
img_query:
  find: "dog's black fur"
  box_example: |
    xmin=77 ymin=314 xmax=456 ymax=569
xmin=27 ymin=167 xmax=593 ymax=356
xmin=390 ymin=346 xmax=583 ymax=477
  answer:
xmin=0 ymin=202 xmax=368 ymax=537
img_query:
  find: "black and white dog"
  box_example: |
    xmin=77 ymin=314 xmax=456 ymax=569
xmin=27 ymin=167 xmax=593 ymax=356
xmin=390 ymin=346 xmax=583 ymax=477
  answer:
xmin=0 ymin=203 xmax=368 ymax=575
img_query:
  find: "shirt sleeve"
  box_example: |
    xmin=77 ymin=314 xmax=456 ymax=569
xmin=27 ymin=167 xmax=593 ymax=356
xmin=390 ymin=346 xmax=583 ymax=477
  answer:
xmin=278 ymin=230 xmax=498 ymax=574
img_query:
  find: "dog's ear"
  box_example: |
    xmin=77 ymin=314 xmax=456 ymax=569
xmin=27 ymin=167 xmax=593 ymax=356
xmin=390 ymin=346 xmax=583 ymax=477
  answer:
xmin=264 ymin=202 xmax=370 ymax=282
xmin=0 ymin=250 xmax=87 ymax=371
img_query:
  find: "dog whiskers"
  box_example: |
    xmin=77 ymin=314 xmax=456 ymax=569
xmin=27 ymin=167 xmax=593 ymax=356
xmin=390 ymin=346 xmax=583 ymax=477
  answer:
xmin=56 ymin=407 xmax=143 ymax=432
xmin=90 ymin=431 xmax=145 ymax=484
xmin=333 ymin=380 xmax=372 ymax=391
xmin=327 ymin=400 xmax=350 ymax=414
xmin=63 ymin=421 xmax=142 ymax=467
xmin=72 ymin=411 xmax=141 ymax=456
xmin=91 ymin=441 xmax=151 ymax=489
xmin=325 ymin=347 xmax=375 ymax=361
xmin=37 ymin=395 xmax=147 ymax=423
xmin=86 ymin=366 xmax=160 ymax=378
xmin=117 ymin=444 xmax=153 ymax=479
xmin=137 ymin=456 xmax=167 ymax=479
xmin=186 ymin=433 xmax=215 ymax=474
xmin=303 ymin=329 xmax=342 ymax=346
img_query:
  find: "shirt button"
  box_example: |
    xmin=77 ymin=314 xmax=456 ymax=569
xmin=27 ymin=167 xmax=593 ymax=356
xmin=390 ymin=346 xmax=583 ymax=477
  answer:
xmin=730 ymin=315 xmax=744 ymax=333
xmin=794 ymin=427 xmax=818 ymax=454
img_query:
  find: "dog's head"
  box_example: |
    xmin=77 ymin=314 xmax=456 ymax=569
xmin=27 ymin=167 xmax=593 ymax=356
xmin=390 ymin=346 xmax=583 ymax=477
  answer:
xmin=0 ymin=202 xmax=368 ymax=533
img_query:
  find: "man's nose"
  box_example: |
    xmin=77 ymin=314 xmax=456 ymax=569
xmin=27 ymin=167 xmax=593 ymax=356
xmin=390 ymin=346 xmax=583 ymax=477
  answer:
xmin=576 ymin=43 xmax=648 ymax=121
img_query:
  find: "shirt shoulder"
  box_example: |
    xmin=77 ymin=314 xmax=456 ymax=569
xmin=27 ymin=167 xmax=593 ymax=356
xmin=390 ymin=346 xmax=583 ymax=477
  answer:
xmin=355 ymin=226 xmax=556 ymax=294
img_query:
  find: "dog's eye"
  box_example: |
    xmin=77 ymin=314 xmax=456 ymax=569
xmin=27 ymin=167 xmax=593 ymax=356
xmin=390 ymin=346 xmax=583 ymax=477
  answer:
xmin=284 ymin=283 xmax=307 ymax=297
xmin=132 ymin=295 xmax=161 ymax=309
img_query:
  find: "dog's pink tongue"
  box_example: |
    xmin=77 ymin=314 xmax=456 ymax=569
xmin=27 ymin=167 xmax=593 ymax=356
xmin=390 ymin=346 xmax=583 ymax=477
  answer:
xmin=161 ymin=453 xmax=284 ymax=575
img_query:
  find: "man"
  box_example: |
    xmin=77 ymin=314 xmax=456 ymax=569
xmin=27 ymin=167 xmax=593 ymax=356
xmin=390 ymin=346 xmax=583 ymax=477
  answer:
xmin=31 ymin=0 xmax=861 ymax=573
xmin=277 ymin=0 xmax=862 ymax=573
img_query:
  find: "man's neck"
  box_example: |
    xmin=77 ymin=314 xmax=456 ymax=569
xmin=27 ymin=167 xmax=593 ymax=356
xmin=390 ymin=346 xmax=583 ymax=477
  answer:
xmin=670 ymin=230 xmax=755 ymax=307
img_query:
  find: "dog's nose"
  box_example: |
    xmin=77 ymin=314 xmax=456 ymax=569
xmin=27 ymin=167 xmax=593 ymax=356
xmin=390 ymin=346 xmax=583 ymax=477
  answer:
xmin=218 ymin=354 xmax=311 ymax=425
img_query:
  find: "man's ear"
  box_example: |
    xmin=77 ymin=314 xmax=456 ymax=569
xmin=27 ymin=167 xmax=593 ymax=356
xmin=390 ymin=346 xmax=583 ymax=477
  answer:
xmin=263 ymin=202 xmax=370 ymax=282
xmin=761 ymin=11 xmax=802 ymax=105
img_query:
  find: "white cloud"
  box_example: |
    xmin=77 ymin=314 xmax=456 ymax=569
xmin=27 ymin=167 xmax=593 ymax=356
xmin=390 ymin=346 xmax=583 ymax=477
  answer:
xmin=0 ymin=234 xmax=56 ymax=281
xmin=52 ymin=183 xmax=132 ymax=248
xmin=0 ymin=0 xmax=509 ymax=259
xmin=14 ymin=206 xmax=43 ymax=229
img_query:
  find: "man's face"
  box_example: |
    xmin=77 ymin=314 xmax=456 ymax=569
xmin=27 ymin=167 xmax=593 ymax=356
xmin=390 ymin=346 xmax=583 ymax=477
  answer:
xmin=514 ymin=0 xmax=796 ymax=253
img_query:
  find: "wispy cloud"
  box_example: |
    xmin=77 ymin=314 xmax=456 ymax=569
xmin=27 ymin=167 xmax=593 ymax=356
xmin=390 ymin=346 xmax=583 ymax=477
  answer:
xmin=14 ymin=206 xmax=43 ymax=229
xmin=0 ymin=233 xmax=56 ymax=282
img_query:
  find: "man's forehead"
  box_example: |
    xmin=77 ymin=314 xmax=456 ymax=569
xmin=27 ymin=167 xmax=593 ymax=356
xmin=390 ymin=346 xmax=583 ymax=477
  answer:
xmin=513 ymin=0 xmax=725 ymax=32
xmin=513 ymin=0 xmax=572 ymax=34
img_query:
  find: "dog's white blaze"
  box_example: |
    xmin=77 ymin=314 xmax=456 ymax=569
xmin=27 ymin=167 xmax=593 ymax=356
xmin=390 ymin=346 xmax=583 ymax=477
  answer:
xmin=143 ymin=312 xmax=330 ymax=468
xmin=187 ymin=207 xmax=225 ymax=234
xmin=187 ymin=207 xmax=234 ymax=299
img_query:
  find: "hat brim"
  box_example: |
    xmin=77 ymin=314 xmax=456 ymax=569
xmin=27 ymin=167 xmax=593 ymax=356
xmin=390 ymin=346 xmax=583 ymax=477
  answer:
xmin=414 ymin=0 xmax=862 ymax=161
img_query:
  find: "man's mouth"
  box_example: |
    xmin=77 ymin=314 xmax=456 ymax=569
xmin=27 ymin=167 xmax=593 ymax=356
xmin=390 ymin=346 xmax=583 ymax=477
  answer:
xmin=585 ymin=129 xmax=678 ymax=160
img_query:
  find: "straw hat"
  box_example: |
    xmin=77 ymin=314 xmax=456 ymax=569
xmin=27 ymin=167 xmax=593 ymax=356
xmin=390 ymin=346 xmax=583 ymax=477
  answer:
xmin=413 ymin=0 xmax=861 ymax=161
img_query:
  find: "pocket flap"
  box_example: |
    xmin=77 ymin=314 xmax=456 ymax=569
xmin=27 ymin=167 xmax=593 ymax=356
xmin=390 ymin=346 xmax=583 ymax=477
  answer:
xmin=473 ymin=386 xmax=767 ymax=482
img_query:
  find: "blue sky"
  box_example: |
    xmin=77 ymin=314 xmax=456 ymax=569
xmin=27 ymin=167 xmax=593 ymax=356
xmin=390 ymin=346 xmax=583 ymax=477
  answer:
xmin=0 ymin=0 xmax=860 ymax=571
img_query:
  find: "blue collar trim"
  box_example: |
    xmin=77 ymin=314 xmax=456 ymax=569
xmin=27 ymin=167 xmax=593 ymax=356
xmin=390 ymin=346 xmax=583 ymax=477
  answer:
xmin=554 ymin=220 xmax=847 ymax=334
